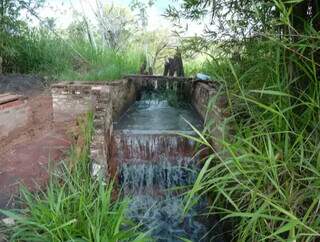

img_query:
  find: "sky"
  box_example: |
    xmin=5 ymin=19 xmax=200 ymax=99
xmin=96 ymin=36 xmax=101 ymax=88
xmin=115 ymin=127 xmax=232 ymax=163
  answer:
xmin=39 ymin=0 xmax=173 ymax=29
xmin=35 ymin=0 xmax=205 ymax=36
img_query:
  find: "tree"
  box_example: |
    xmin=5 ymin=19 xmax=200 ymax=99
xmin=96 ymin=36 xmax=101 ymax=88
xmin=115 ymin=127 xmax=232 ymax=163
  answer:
xmin=165 ymin=0 xmax=278 ymax=41
xmin=130 ymin=0 xmax=156 ymax=72
xmin=93 ymin=1 xmax=137 ymax=51
xmin=130 ymin=0 xmax=155 ymax=29
xmin=0 ymin=0 xmax=44 ymax=72
xmin=0 ymin=0 xmax=44 ymax=33
xmin=165 ymin=0 xmax=320 ymax=79
xmin=135 ymin=30 xmax=175 ymax=73
xmin=165 ymin=0 xmax=319 ymax=41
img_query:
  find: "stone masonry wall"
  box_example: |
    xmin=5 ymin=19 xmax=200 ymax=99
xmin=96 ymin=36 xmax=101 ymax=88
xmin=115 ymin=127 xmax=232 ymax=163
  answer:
xmin=191 ymin=81 xmax=229 ymax=151
xmin=51 ymin=80 xmax=136 ymax=178
xmin=125 ymin=75 xmax=193 ymax=95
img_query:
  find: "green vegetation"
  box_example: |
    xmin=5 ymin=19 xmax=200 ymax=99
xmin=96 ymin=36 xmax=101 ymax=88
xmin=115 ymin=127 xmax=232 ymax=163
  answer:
xmin=175 ymin=0 xmax=320 ymax=241
xmin=56 ymin=43 xmax=142 ymax=81
xmin=0 ymin=0 xmax=144 ymax=81
xmin=0 ymin=114 xmax=148 ymax=242
xmin=1 ymin=28 xmax=142 ymax=81
xmin=1 ymin=0 xmax=320 ymax=241
xmin=0 ymin=1 xmax=179 ymax=81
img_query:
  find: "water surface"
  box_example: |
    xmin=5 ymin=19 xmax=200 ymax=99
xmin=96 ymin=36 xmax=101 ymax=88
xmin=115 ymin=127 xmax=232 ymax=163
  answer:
xmin=114 ymin=95 xmax=215 ymax=241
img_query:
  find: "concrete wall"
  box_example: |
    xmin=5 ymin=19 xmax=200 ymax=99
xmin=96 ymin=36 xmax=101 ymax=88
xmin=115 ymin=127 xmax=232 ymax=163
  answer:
xmin=191 ymin=81 xmax=229 ymax=151
xmin=51 ymin=80 xmax=136 ymax=121
xmin=125 ymin=75 xmax=193 ymax=98
xmin=93 ymin=80 xmax=136 ymax=178
xmin=51 ymin=83 xmax=95 ymax=123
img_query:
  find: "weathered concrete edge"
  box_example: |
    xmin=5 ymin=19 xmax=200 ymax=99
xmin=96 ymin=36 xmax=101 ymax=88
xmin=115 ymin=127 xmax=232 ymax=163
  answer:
xmin=191 ymin=80 xmax=229 ymax=151
xmin=124 ymin=74 xmax=193 ymax=82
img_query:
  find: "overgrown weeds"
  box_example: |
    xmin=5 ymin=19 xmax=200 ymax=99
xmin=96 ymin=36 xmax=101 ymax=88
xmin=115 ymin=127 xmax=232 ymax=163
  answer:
xmin=0 ymin=113 xmax=148 ymax=242
xmin=57 ymin=41 xmax=142 ymax=81
xmin=184 ymin=15 xmax=320 ymax=242
xmin=1 ymin=28 xmax=142 ymax=81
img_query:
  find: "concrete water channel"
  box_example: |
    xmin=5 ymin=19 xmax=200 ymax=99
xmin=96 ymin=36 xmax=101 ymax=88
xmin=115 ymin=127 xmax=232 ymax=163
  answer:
xmin=112 ymin=89 xmax=206 ymax=240
xmin=0 ymin=75 xmax=228 ymax=241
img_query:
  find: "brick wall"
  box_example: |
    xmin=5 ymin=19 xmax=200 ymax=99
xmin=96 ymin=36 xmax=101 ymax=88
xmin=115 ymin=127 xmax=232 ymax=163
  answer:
xmin=51 ymin=80 xmax=137 ymax=178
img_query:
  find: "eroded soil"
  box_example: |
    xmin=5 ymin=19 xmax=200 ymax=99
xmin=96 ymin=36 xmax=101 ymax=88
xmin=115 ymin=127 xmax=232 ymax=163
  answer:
xmin=0 ymin=75 xmax=74 ymax=209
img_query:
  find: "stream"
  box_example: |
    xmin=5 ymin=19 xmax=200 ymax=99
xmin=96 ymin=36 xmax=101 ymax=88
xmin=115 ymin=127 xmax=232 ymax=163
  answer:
xmin=112 ymin=91 xmax=223 ymax=241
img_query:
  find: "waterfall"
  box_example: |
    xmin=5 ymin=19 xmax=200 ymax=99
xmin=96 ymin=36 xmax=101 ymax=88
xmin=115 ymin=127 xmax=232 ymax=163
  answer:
xmin=111 ymin=91 xmax=211 ymax=241
xmin=119 ymin=159 xmax=209 ymax=241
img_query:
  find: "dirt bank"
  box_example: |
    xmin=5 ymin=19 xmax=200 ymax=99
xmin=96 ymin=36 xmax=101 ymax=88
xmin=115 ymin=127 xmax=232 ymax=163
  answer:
xmin=0 ymin=75 xmax=73 ymax=210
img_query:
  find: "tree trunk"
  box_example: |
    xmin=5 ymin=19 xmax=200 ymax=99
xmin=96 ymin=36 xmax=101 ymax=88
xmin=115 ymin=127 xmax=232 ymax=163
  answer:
xmin=291 ymin=0 xmax=320 ymax=89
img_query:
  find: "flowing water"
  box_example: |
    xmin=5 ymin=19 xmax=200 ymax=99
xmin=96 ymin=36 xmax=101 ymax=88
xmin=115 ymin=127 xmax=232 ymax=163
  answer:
xmin=112 ymin=93 xmax=222 ymax=241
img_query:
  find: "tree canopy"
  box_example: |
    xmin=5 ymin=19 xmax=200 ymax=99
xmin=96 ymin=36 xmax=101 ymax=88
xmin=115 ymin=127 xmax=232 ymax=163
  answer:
xmin=165 ymin=0 xmax=320 ymax=39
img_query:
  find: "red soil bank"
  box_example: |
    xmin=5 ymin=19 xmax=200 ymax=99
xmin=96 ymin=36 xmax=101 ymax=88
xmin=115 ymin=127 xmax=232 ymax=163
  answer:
xmin=0 ymin=92 xmax=75 ymax=209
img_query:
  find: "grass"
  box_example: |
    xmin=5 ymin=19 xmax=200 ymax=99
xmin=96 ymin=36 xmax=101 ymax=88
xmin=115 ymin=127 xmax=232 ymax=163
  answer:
xmin=1 ymin=2 xmax=320 ymax=241
xmin=183 ymin=23 xmax=320 ymax=241
xmin=57 ymin=42 xmax=143 ymax=81
xmin=1 ymin=29 xmax=143 ymax=81
xmin=0 ymin=113 xmax=149 ymax=242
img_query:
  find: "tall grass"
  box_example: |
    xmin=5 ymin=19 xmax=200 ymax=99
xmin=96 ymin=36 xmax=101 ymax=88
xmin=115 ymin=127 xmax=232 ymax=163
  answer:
xmin=0 ymin=113 xmax=148 ymax=242
xmin=1 ymin=29 xmax=72 ymax=74
xmin=185 ymin=20 xmax=320 ymax=242
xmin=58 ymin=41 xmax=142 ymax=81
xmin=1 ymin=28 xmax=143 ymax=81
